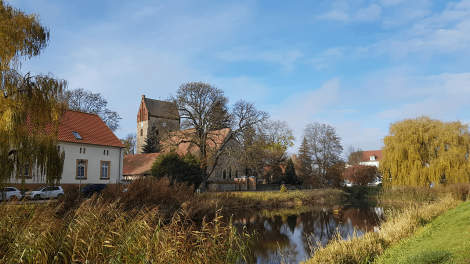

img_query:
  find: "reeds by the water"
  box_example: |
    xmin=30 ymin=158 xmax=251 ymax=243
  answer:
xmin=0 ymin=198 xmax=255 ymax=263
xmin=302 ymin=184 xmax=470 ymax=264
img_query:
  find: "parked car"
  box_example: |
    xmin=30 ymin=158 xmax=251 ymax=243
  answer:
xmin=24 ymin=186 xmax=64 ymax=200
xmin=80 ymin=184 xmax=107 ymax=197
xmin=0 ymin=187 xmax=23 ymax=201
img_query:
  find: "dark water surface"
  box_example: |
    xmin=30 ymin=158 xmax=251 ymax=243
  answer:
xmin=228 ymin=205 xmax=385 ymax=264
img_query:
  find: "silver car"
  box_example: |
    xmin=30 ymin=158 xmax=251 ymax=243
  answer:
xmin=0 ymin=187 xmax=23 ymax=201
xmin=24 ymin=186 xmax=64 ymax=200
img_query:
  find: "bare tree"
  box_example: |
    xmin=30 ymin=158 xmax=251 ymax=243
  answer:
xmin=168 ymin=82 xmax=269 ymax=184
xmin=63 ymin=88 xmax=121 ymax=132
xmin=120 ymin=133 xmax=137 ymax=155
xmin=303 ymin=122 xmax=343 ymax=187
xmin=345 ymin=146 xmax=363 ymax=165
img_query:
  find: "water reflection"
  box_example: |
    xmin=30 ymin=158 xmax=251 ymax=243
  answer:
xmin=228 ymin=206 xmax=385 ymax=264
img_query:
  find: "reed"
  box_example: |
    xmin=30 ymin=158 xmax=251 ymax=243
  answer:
xmin=377 ymin=183 xmax=470 ymax=204
xmin=301 ymin=193 xmax=462 ymax=264
xmin=0 ymin=198 xmax=255 ymax=263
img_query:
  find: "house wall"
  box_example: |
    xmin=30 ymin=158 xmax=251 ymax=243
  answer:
xmin=11 ymin=141 xmax=123 ymax=189
xmin=359 ymin=161 xmax=380 ymax=167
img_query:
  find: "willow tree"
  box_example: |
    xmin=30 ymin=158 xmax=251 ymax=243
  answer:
xmin=1 ymin=1 xmax=66 ymax=188
xmin=380 ymin=116 xmax=470 ymax=187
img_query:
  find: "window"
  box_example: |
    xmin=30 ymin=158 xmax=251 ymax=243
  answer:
xmin=100 ymin=161 xmax=110 ymax=179
xmin=80 ymin=148 xmax=82 ymax=153
xmin=107 ymin=150 xmax=109 ymax=155
xmin=71 ymin=131 xmax=83 ymax=140
xmin=76 ymin=160 xmax=87 ymax=179
xmin=370 ymin=156 xmax=375 ymax=161
xmin=141 ymin=129 xmax=143 ymax=136
xmin=19 ymin=161 xmax=30 ymax=178
xmin=103 ymin=150 xmax=106 ymax=155
xmin=229 ymin=168 xmax=232 ymax=179
xmin=83 ymin=148 xmax=86 ymax=154
xmin=223 ymin=170 xmax=226 ymax=179
xmin=57 ymin=146 xmax=60 ymax=152
xmin=235 ymin=171 xmax=238 ymax=178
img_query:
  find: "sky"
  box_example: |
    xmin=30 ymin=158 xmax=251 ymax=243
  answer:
xmin=9 ymin=0 xmax=470 ymax=157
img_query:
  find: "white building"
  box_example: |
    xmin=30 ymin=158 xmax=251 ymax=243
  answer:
xmin=360 ymin=150 xmax=382 ymax=167
xmin=12 ymin=110 xmax=125 ymax=190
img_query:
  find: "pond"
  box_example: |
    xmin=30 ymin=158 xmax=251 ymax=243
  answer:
xmin=228 ymin=205 xmax=386 ymax=264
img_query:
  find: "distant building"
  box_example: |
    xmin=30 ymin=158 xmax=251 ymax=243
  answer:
xmin=360 ymin=150 xmax=382 ymax=167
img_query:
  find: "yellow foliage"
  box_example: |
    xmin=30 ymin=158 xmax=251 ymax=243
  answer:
xmin=1 ymin=1 xmax=66 ymax=187
xmin=380 ymin=116 xmax=470 ymax=187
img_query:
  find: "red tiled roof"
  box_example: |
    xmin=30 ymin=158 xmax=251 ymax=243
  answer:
xmin=362 ymin=150 xmax=382 ymax=161
xmin=123 ymin=153 xmax=160 ymax=176
xmin=58 ymin=110 xmax=125 ymax=148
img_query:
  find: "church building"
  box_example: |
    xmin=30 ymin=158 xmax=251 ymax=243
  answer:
xmin=136 ymin=95 xmax=180 ymax=154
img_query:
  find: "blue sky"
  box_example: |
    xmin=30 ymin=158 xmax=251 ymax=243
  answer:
xmin=10 ymin=0 xmax=470 ymax=156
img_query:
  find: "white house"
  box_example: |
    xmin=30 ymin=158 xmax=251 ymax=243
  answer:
xmin=360 ymin=150 xmax=382 ymax=167
xmin=12 ymin=110 xmax=126 ymax=190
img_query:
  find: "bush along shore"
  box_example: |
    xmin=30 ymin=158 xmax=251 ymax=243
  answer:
xmin=0 ymin=178 xmax=344 ymax=263
xmin=301 ymin=184 xmax=470 ymax=264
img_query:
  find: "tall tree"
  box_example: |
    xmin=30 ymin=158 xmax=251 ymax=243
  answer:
xmin=62 ymin=88 xmax=121 ymax=132
xmin=259 ymin=120 xmax=295 ymax=183
xmin=1 ymin=1 xmax=65 ymax=187
xmin=303 ymin=122 xmax=343 ymax=187
xmin=282 ymin=158 xmax=299 ymax=185
xmin=142 ymin=125 xmax=160 ymax=153
xmin=297 ymin=136 xmax=313 ymax=184
xmin=380 ymin=116 xmax=470 ymax=187
xmin=168 ymin=82 xmax=269 ymax=184
xmin=120 ymin=133 xmax=137 ymax=155
xmin=345 ymin=146 xmax=364 ymax=165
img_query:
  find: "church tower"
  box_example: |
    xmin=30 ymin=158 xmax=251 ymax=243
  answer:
xmin=136 ymin=95 xmax=180 ymax=154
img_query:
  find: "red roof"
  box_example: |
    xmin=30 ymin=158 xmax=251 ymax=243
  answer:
xmin=123 ymin=153 xmax=160 ymax=176
xmin=58 ymin=110 xmax=125 ymax=148
xmin=362 ymin=150 xmax=382 ymax=162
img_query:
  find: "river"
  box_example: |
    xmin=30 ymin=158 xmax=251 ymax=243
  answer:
xmin=228 ymin=205 xmax=385 ymax=264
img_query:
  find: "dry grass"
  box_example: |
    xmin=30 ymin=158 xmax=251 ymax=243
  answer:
xmin=0 ymin=197 xmax=255 ymax=264
xmin=301 ymin=185 xmax=467 ymax=264
xmin=204 ymin=189 xmax=343 ymax=210
xmin=377 ymin=183 xmax=470 ymax=204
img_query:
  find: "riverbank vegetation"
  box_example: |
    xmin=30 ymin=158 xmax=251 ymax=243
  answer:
xmin=0 ymin=187 xmax=255 ymax=263
xmin=302 ymin=184 xmax=470 ymax=264
xmin=376 ymin=199 xmax=470 ymax=264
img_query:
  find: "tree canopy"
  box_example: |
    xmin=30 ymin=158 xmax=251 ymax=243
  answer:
xmin=301 ymin=122 xmax=343 ymax=187
xmin=344 ymin=164 xmax=378 ymax=186
xmin=380 ymin=116 xmax=470 ymax=187
xmin=150 ymin=152 xmax=204 ymax=189
xmin=1 ymin=1 xmax=65 ymax=187
xmin=168 ymin=82 xmax=268 ymax=183
xmin=63 ymin=88 xmax=121 ymax=132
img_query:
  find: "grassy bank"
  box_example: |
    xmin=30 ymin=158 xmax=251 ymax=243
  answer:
xmin=204 ymin=189 xmax=343 ymax=210
xmin=376 ymin=200 xmax=470 ymax=264
xmin=300 ymin=184 xmax=470 ymax=264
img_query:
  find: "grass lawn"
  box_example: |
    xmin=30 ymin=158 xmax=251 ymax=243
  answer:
xmin=376 ymin=200 xmax=470 ymax=264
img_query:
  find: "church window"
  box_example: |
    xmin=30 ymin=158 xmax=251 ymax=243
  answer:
xmin=140 ymin=129 xmax=143 ymax=136
xmin=235 ymin=171 xmax=238 ymax=178
xmin=229 ymin=168 xmax=232 ymax=179
xmin=223 ymin=170 xmax=226 ymax=179
xmin=156 ymin=129 xmax=159 ymax=135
